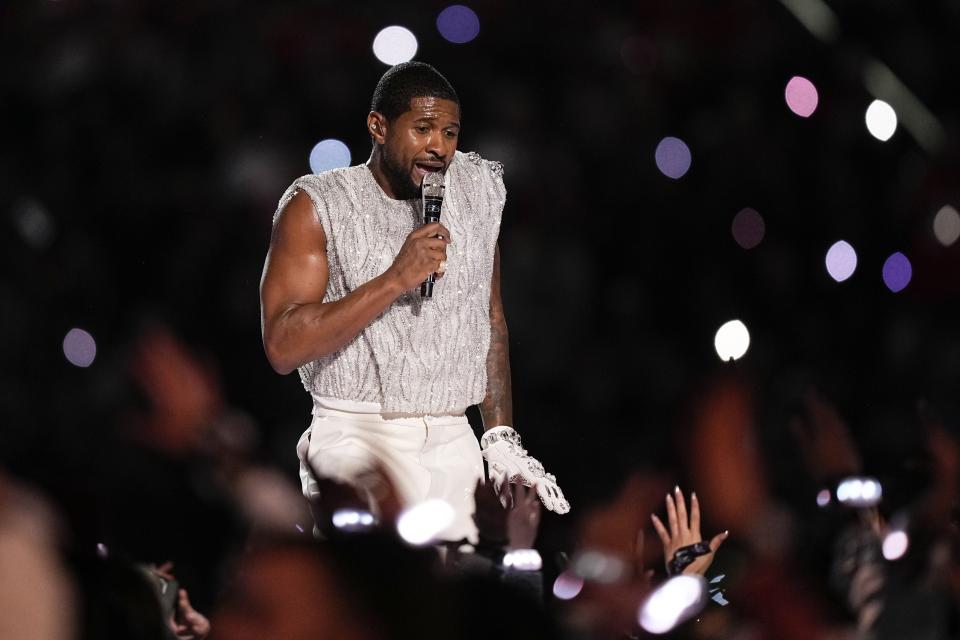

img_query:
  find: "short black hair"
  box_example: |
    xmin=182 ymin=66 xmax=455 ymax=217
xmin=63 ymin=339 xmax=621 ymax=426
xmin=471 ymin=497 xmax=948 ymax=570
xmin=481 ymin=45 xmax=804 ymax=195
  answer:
xmin=370 ymin=62 xmax=460 ymax=121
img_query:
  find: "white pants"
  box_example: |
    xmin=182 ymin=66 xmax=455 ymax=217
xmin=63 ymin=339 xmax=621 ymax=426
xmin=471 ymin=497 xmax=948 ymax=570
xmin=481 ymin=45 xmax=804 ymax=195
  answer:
xmin=296 ymin=397 xmax=484 ymax=543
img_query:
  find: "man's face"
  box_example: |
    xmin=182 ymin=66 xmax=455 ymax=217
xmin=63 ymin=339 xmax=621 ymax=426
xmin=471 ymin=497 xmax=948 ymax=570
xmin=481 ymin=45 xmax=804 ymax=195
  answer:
xmin=379 ymin=96 xmax=460 ymax=199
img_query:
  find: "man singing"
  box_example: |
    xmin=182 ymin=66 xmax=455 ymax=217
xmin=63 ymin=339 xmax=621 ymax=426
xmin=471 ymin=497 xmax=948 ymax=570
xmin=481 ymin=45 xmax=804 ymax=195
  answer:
xmin=260 ymin=62 xmax=569 ymax=543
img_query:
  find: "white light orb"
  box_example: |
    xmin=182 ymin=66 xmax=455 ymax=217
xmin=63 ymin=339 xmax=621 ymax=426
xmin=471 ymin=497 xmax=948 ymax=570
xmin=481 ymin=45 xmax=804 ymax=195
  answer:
xmin=825 ymin=240 xmax=858 ymax=282
xmin=309 ymin=139 xmax=351 ymax=174
xmin=714 ymin=320 xmax=750 ymax=362
xmin=396 ymin=499 xmax=454 ymax=545
xmin=882 ymin=530 xmax=909 ymax=560
xmin=503 ymin=549 xmax=543 ymax=571
xmin=933 ymin=205 xmax=960 ymax=247
xmin=372 ymin=26 xmax=418 ymax=65
xmin=865 ymin=99 xmax=897 ymax=141
xmin=638 ymin=575 xmax=706 ymax=634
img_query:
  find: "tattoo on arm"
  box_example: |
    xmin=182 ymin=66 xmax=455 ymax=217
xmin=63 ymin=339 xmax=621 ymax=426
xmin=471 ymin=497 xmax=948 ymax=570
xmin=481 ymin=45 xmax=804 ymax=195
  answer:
xmin=480 ymin=245 xmax=513 ymax=429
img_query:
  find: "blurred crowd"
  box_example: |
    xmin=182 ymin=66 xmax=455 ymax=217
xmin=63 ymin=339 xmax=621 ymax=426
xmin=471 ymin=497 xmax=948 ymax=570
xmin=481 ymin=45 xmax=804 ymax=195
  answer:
xmin=1 ymin=323 xmax=959 ymax=639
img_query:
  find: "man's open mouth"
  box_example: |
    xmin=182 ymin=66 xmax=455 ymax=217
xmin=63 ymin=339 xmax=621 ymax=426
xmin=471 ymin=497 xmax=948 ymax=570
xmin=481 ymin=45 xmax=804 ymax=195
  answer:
xmin=414 ymin=162 xmax=443 ymax=175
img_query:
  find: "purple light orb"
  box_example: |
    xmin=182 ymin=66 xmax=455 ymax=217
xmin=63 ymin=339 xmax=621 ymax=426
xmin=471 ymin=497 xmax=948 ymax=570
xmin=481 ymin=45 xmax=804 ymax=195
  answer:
xmin=63 ymin=328 xmax=97 ymax=368
xmin=784 ymin=76 xmax=819 ymax=118
xmin=882 ymin=252 xmax=912 ymax=293
xmin=731 ymin=208 xmax=765 ymax=249
xmin=654 ymin=137 xmax=691 ymax=180
xmin=825 ymin=240 xmax=857 ymax=282
xmin=436 ymin=5 xmax=480 ymax=44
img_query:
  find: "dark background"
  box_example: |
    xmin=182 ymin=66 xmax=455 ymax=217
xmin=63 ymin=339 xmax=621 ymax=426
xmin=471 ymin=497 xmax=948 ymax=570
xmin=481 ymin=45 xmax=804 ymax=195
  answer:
xmin=2 ymin=0 xmax=958 ymax=549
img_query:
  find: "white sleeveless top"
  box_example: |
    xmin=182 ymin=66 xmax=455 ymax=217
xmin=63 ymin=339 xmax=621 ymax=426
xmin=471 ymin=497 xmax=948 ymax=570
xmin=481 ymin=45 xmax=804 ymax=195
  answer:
xmin=274 ymin=150 xmax=505 ymax=415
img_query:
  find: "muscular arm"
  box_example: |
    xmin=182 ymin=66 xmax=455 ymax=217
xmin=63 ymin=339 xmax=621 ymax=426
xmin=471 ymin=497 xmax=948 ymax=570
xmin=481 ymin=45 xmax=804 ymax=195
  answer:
xmin=259 ymin=190 xmax=406 ymax=375
xmin=479 ymin=244 xmax=513 ymax=429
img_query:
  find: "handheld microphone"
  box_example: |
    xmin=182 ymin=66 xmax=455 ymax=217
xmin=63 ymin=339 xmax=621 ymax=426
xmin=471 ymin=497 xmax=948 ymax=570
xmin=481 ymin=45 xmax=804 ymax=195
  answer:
xmin=420 ymin=171 xmax=445 ymax=298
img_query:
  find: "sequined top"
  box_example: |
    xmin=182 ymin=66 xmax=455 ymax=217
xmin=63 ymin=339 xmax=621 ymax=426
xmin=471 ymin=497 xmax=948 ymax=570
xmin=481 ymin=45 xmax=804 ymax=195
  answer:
xmin=274 ymin=150 xmax=505 ymax=415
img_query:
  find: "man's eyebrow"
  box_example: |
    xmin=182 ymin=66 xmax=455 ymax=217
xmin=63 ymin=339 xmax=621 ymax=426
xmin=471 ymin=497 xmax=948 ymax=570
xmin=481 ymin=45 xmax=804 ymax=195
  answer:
xmin=413 ymin=115 xmax=461 ymax=127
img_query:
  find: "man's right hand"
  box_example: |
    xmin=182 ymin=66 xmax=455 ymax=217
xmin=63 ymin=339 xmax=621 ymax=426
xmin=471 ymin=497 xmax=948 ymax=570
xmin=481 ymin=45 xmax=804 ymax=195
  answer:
xmin=387 ymin=222 xmax=451 ymax=291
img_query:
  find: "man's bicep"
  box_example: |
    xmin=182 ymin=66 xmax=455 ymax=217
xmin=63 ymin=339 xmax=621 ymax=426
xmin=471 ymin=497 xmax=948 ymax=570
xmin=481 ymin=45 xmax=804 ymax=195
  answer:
xmin=260 ymin=190 xmax=330 ymax=325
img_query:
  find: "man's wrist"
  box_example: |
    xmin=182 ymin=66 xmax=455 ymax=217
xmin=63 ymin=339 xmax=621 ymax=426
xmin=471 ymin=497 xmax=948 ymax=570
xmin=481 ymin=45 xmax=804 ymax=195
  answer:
xmin=480 ymin=426 xmax=521 ymax=449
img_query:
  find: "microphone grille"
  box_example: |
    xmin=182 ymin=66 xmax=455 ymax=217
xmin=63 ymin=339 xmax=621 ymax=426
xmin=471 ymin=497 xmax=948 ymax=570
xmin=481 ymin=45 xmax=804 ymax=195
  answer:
xmin=422 ymin=171 xmax=445 ymax=188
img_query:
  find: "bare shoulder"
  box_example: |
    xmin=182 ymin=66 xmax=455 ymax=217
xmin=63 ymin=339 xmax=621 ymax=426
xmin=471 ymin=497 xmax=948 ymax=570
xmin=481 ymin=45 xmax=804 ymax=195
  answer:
xmin=272 ymin=189 xmax=326 ymax=249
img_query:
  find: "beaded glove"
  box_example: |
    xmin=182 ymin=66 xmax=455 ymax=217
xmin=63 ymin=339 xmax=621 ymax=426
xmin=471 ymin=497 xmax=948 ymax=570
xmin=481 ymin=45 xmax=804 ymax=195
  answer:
xmin=480 ymin=426 xmax=570 ymax=514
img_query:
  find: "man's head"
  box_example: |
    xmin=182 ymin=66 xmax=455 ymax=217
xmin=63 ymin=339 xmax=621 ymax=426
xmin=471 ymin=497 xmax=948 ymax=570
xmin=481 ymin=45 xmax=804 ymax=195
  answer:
xmin=367 ymin=62 xmax=461 ymax=199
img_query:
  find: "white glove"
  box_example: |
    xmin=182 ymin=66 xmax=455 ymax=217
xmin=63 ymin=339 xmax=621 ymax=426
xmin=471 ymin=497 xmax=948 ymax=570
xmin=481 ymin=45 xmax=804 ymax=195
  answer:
xmin=480 ymin=426 xmax=570 ymax=514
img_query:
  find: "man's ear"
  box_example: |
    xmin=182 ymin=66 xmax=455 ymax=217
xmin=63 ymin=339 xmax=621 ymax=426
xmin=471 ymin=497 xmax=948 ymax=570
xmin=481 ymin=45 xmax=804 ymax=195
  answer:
xmin=368 ymin=111 xmax=388 ymax=144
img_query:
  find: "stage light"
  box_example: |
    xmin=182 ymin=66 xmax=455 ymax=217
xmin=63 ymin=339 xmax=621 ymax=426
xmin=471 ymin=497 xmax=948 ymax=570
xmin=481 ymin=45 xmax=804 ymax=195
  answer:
xmin=865 ymin=100 xmax=897 ymax=141
xmin=933 ymin=205 xmax=960 ymax=247
xmin=552 ymin=571 xmax=585 ymax=600
xmin=714 ymin=320 xmax=750 ymax=362
xmin=882 ymin=252 xmax=911 ymax=293
xmin=63 ymin=328 xmax=96 ymax=368
xmin=825 ymin=240 xmax=857 ymax=282
xmin=372 ymin=26 xmax=418 ymax=65
xmin=882 ymin=530 xmax=909 ymax=560
xmin=309 ymin=139 xmax=351 ymax=174
xmin=96 ymin=543 xmax=109 ymax=558
xmin=396 ymin=499 xmax=454 ymax=545
xmin=784 ymin=76 xmax=818 ymax=118
xmin=503 ymin=549 xmax=542 ymax=571
xmin=654 ymin=137 xmax=691 ymax=180
xmin=436 ymin=5 xmax=480 ymax=44
xmin=835 ymin=477 xmax=882 ymax=507
xmin=638 ymin=575 xmax=707 ymax=634
xmin=731 ymin=208 xmax=765 ymax=249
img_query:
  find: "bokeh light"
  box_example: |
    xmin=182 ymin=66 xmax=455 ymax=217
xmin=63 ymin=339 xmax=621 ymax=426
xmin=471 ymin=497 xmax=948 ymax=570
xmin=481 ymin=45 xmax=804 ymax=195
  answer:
xmin=436 ymin=5 xmax=480 ymax=44
xmin=825 ymin=240 xmax=857 ymax=282
xmin=396 ymin=499 xmax=454 ymax=545
xmin=654 ymin=137 xmax=692 ymax=179
xmin=835 ymin=477 xmax=883 ymax=507
xmin=332 ymin=509 xmax=376 ymax=532
xmin=882 ymin=252 xmax=912 ymax=293
xmin=503 ymin=549 xmax=542 ymax=571
xmin=933 ymin=205 xmax=960 ymax=246
xmin=309 ymin=139 xmax=352 ymax=174
xmin=882 ymin=530 xmax=909 ymax=561
xmin=372 ymin=26 xmax=418 ymax=65
xmin=638 ymin=575 xmax=706 ymax=634
xmin=731 ymin=208 xmax=765 ymax=249
xmin=865 ymin=99 xmax=897 ymax=141
xmin=552 ymin=571 xmax=584 ymax=600
xmin=571 ymin=550 xmax=627 ymax=584
xmin=63 ymin=327 xmax=96 ymax=368
xmin=96 ymin=543 xmax=109 ymax=558
xmin=714 ymin=320 xmax=750 ymax=362
xmin=784 ymin=76 xmax=819 ymax=118
xmin=816 ymin=489 xmax=831 ymax=507
xmin=12 ymin=197 xmax=56 ymax=250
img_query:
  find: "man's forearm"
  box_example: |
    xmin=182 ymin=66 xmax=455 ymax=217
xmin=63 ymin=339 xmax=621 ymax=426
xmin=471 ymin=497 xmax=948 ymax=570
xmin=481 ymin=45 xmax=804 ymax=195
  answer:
xmin=480 ymin=310 xmax=513 ymax=429
xmin=263 ymin=271 xmax=403 ymax=374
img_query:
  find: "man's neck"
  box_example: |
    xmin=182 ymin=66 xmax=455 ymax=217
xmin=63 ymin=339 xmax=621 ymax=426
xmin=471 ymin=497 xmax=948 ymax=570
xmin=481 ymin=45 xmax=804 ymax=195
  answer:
xmin=366 ymin=149 xmax=405 ymax=200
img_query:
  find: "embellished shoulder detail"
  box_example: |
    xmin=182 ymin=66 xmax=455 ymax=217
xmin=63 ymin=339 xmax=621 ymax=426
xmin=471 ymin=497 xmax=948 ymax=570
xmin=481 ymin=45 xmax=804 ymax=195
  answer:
xmin=463 ymin=150 xmax=504 ymax=179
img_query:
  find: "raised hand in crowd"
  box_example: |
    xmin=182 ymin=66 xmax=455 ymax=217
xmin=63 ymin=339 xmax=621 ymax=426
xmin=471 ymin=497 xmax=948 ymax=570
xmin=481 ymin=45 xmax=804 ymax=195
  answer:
xmin=651 ymin=486 xmax=728 ymax=576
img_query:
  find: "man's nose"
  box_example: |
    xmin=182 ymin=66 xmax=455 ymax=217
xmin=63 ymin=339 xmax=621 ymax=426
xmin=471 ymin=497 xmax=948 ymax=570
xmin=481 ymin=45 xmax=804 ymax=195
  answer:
xmin=426 ymin=131 xmax=448 ymax=158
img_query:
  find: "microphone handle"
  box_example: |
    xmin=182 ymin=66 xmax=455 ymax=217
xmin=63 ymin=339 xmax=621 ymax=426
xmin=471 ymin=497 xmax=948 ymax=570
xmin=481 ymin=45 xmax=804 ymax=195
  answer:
xmin=420 ymin=196 xmax=443 ymax=298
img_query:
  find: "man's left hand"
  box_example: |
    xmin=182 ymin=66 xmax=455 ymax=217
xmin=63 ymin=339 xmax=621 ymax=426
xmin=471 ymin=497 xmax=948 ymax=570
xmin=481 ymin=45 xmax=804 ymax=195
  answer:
xmin=480 ymin=426 xmax=570 ymax=514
